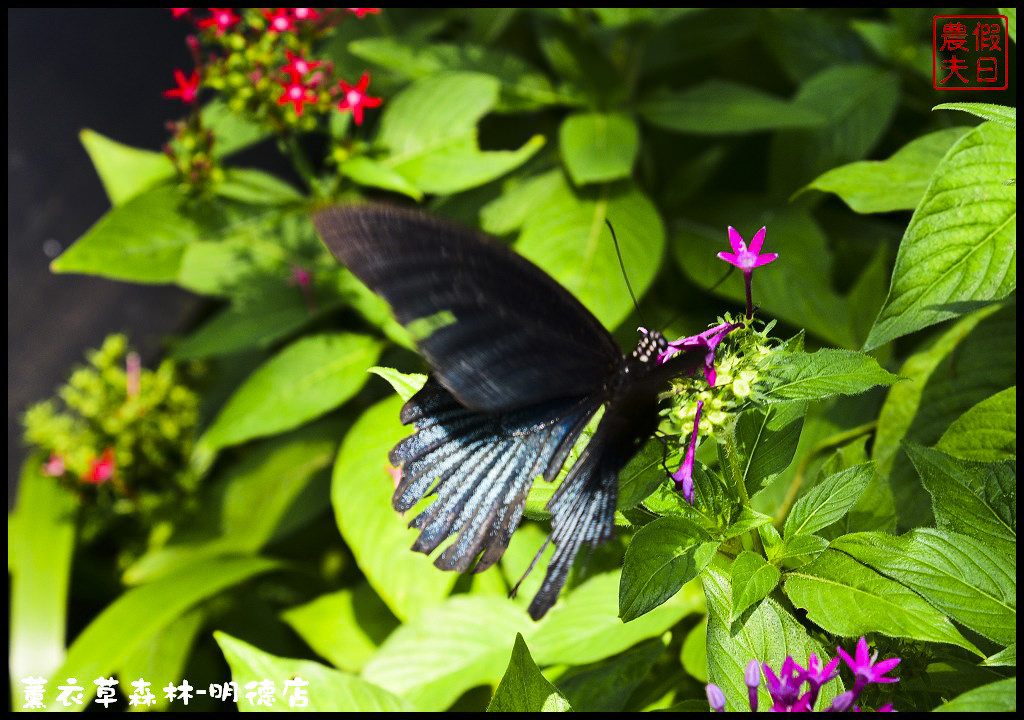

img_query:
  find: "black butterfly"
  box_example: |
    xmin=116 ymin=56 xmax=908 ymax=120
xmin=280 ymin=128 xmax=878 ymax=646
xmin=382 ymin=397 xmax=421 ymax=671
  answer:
xmin=314 ymin=204 xmax=702 ymax=620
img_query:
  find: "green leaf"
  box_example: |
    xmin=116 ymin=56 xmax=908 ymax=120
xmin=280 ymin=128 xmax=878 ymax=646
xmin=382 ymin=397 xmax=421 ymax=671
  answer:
xmin=203 ymin=99 xmax=269 ymax=157
xmin=125 ymin=420 xmax=340 ymax=584
xmin=934 ymin=102 xmax=1016 ymax=129
xmin=362 ymin=594 xmax=530 ymax=711
xmin=281 ymin=584 xmax=399 ymax=674
xmin=873 ymin=304 xmax=1015 ymax=528
xmin=487 ymin=634 xmax=572 ymax=712
xmin=560 ymin=112 xmax=639 ymax=184
xmin=50 ymin=184 xmax=198 ymax=282
xmin=367 ymin=367 xmax=427 ymax=402
xmin=833 ymin=529 xmax=1016 ymax=646
xmin=703 ymin=565 xmax=839 ymax=711
xmin=378 ymin=72 xmax=544 ymax=194
xmin=933 ymin=677 xmax=1016 ymax=712
xmin=554 ymin=637 xmax=665 ymax=712
xmin=349 ymin=38 xmax=562 ymax=112
xmin=638 ymin=80 xmax=824 ymax=134
xmin=784 ymin=463 xmax=874 ymax=538
xmin=79 ymin=129 xmax=175 ymax=205
xmin=619 ymin=517 xmax=718 ymax=621
xmin=770 ymin=64 xmax=899 ymax=192
xmin=783 ymin=550 xmax=981 ymax=655
xmin=865 ymin=122 xmax=1016 ymax=349
xmin=531 ymin=571 xmax=705 ymax=667
xmin=215 ymin=168 xmax=304 ymax=205
xmin=120 ymin=610 xmax=204 ymax=712
xmin=936 ymin=386 xmax=1016 ymax=462
xmin=729 ymin=401 xmax=806 ymax=497
xmin=904 ymin=444 xmax=1015 ymax=560
xmin=332 ymin=397 xmax=456 ymax=622
xmin=9 ymin=459 xmax=77 ymax=681
xmin=803 ymin=126 xmax=970 ymax=213
xmin=197 ymin=333 xmax=382 ymax=454
xmin=759 ymin=349 xmax=899 ymax=402
xmin=984 ymin=644 xmax=1015 ymax=666
xmin=49 ymin=557 xmax=280 ymax=707
xmin=340 ymin=155 xmax=423 ymax=200
xmin=171 ymin=296 xmax=316 ymax=360
xmin=730 ymin=551 xmax=781 ymax=621
xmin=773 ymin=533 xmax=829 ymax=561
xmin=216 ymin=632 xmax=409 ymax=711
xmin=516 ymin=176 xmax=664 ymax=330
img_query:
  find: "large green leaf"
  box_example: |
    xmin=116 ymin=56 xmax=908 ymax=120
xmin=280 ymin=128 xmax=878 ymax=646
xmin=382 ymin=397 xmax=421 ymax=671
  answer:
xmin=560 ymin=112 xmax=639 ymax=184
xmin=769 ymin=64 xmax=899 ymax=192
xmin=865 ymin=122 xmax=1016 ymax=349
xmin=936 ymin=386 xmax=1016 ymax=462
xmin=784 ymin=550 xmax=981 ymax=655
xmin=703 ymin=565 xmax=839 ymax=712
xmin=47 ymin=557 xmax=281 ymax=708
xmin=79 ymin=129 xmax=175 ymax=206
xmin=197 ymin=333 xmax=382 ymax=454
xmin=804 ymin=126 xmax=970 ymax=213
xmin=487 ymin=634 xmax=571 ymax=712
xmin=216 ymin=633 xmax=409 ymax=711
xmin=833 ymin=529 xmax=1016 ymax=646
xmin=514 ymin=176 xmax=665 ymax=331
xmin=758 ymin=350 xmax=898 ymax=402
xmin=638 ymin=80 xmax=824 ymax=134
xmin=332 ymin=397 xmax=456 ymax=622
xmin=9 ymin=459 xmax=77 ymax=682
xmin=377 ymin=72 xmax=544 ymax=194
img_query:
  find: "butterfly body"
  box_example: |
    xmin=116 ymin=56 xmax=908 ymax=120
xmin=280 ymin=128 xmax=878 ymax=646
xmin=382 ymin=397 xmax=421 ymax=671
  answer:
xmin=315 ymin=204 xmax=698 ymax=619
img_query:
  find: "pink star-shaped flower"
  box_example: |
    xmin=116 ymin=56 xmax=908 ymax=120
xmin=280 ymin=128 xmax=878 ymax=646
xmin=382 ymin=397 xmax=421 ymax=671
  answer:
xmin=198 ymin=8 xmax=240 ymax=35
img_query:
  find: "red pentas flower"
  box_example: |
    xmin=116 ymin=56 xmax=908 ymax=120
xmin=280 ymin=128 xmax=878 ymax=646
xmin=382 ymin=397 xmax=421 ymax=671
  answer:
xmin=346 ymin=8 xmax=380 ymax=19
xmin=83 ymin=448 xmax=116 ymax=485
xmin=336 ymin=73 xmax=381 ymax=125
xmin=198 ymin=8 xmax=240 ymax=35
xmin=171 ymin=8 xmax=191 ymax=19
xmin=164 ymin=69 xmax=200 ymax=103
xmin=264 ymin=8 xmax=296 ymax=33
xmin=281 ymin=50 xmax=321 ymax=83
xmin=278 ymin=78 xmax=318 ymax=115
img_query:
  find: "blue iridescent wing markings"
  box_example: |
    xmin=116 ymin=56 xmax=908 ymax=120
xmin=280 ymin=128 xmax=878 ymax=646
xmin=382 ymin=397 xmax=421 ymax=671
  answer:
xmin=314 ymin=204 xmax=697 ymax=619
xmin=391 ymin=378 xmax=601 ymax=574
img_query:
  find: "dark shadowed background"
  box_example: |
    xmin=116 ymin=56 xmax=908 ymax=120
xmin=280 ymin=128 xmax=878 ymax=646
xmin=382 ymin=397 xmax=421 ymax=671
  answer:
xmin=8 ymin=9 xmax=202 ymax=505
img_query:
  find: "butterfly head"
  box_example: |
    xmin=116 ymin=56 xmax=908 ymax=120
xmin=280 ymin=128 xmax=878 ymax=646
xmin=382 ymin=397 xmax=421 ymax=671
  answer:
xmin=631 ymin=327 xmax=668 ymax=364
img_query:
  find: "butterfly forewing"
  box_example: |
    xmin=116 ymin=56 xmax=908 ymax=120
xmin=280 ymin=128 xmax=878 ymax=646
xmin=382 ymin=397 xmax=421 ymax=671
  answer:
xmin=314 ymin=205 xmax=621 ymax=412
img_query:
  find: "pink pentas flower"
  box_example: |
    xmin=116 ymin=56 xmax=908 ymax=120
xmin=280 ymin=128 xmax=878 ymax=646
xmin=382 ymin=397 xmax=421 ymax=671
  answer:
xmin=347 ymin=8 xmax=381 ymax=18
xmin=171 ymin=8 xmax=191 ymax=19
xmin=658 ymin=321 xmax=740 ymax=387
xmin=278 ymin=79 xmax=317 ymax=115
xmin=718 ymin=226 xmax=777 ymax=274
xmin=83 ymin=448 xmax=116 ymax=485
xmin=198 ymin=8 xmax=240 ymax=34
xmin=164 ymin=68 xmax=200 ymax=103
xmin=718 ymin=226 xmax=777 ymax=319
xmin=42 ymin=453 xmax=66 ymax=477
xmin=264 ymin=8 xmax=296 ymax=33
xmin=671 ymin=400 xmax=703 ymax=503
xmin=837 ymin=637 xmax=901 ymax=695
xmin=337 ymin=73 xmax=381 ymax=125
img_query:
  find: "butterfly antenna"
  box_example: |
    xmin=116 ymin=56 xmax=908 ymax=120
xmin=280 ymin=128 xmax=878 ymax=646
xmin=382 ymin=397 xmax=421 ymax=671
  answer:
xmin=606 ymin=219 xmax=647 ymax=325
